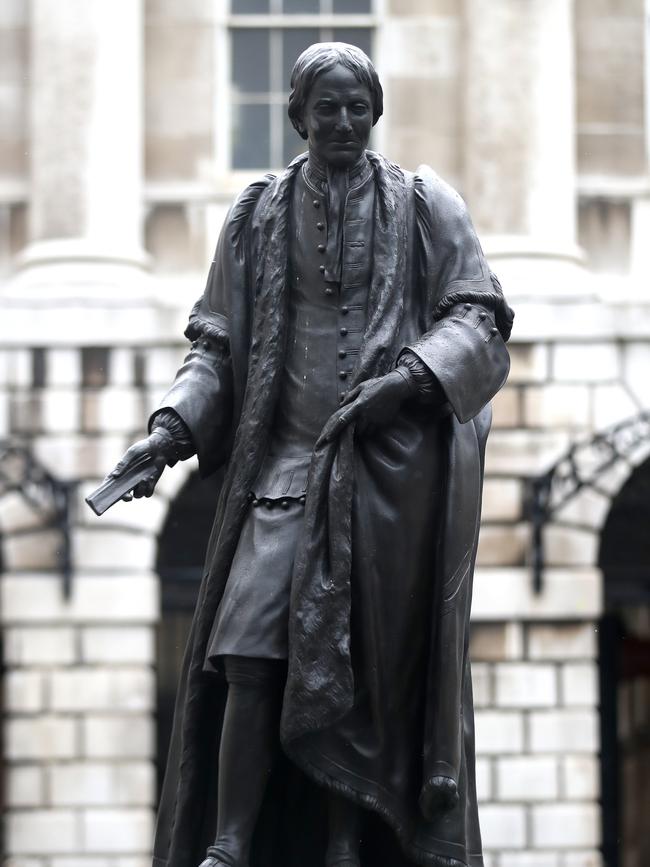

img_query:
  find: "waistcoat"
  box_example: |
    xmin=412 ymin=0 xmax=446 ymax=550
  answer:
xmin=253 ymin=157 xmax=375 ymax=500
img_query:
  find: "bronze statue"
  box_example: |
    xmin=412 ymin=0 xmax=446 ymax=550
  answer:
xmin=97 ymin=42 xmax=513 ymax=867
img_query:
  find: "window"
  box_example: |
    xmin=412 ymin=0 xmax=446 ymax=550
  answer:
xmin=230 ymin=0 xmax=374 ymax=170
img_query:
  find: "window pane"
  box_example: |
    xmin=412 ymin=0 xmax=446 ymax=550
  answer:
xmin=282 ymin=27 xmax=319 ymax=91
xmin=232 ymin=103 xmax=271 ymax=169
xmin=232 ymin=29 xmax=270 ymax=95
xmin=283 ymin=0 xmax=319 ymax=12
xmin=232 ymin=0 xmax=270 ymax=12
xmin=333 ymin=0 xmax=371 ymax=11
xmin=333 ymin=28 xmax=372 ymax=57
xmin=283 ymin=109 xmax=308 ymax=166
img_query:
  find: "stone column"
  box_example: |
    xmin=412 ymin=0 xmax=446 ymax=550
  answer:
xmin=6 ymin=0 xmax=152 ymax=302
xmin=0 ymin=5 xmax=159 ymax=865
xmin=463 ymin=0 xmax=589 ymax=297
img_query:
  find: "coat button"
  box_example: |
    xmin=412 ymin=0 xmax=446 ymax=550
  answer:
xmin=464 ymin=303 xmax=472 ymax=310
xmin=338 ymin=349 xmax=347 ymax=358
xmin=479 ymin=311 xmax=487 ymax=320
xmin=299 ymin=495 xmax=306 ymax=505
xmin=325 ymin=287 xmax=333 ymax=296
xmin=340 ymin=306 xmax=349 ymax=315
xmin=316 ymin=222 xmax=324 ymax=230
xmin=313 ymin=200 xmax=320 ymax=208
xmin=252 ymin=498 xmax=260 ymax=507
xmin=491 ymin=326 xmax=498 ymax=335
xmin=317 ymin=244 xmax=325 ymax=252
xmin=265 ymin=500 xmax=274 ymax=510
xmin=340 ymin=327 xmax=348 ymax=336
xmin=319 ymin=264 xmax=325 ymax=273
xmin=281 ymin=499 xmax=290 ymax=510
xmin=339 ymin=371 xmax=348 ymax=380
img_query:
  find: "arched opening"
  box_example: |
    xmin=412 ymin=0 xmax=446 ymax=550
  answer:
xmin=598 ymin=455 xmax=650 ymax=867
xmin=155 ymin=468 xmax=224 ymax=794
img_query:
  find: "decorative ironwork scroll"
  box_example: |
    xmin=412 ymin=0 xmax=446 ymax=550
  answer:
xmin=526 ymin=411 xmax=650 ymax=593
xmin=0 ymin=438 xmax=75 ymax=596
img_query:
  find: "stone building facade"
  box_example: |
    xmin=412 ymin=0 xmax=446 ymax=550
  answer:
xmin=0 ymin=2 xmax=649 ymax=867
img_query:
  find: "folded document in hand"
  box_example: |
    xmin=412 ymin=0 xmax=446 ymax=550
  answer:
xmin=85 ymin=453 xmax=156 ymax=516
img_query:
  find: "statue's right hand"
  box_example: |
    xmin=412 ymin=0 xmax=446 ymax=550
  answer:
xmin=108 ymin=432 xmax=169 ymax=500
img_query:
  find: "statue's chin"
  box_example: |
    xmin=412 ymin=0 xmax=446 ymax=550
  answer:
xmin=322 ymin=144 xmax=364 ymax=169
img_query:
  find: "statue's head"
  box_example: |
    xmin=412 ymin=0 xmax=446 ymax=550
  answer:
xmin=288 ymin=42 xmax=383 ymax=168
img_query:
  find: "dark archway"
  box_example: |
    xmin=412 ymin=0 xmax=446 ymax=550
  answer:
xmin=598 ymin=455 xmax=650 ymax=867
xmin=155 ymin=467 xmax=224 ymax=795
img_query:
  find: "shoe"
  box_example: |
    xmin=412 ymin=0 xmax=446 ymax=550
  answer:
xmin=198 ymin=847 xmax=243 ymax=867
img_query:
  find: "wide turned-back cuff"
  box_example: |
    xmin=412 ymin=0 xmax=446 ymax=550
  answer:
xmin=148 ymin=332 xmax=233 ymax=477
xmin=405 ymin=302 xmax=510 ymax=424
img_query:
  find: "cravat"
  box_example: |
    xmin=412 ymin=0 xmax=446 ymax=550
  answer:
xmin=323 ymin=165 xmax=348 ymax=287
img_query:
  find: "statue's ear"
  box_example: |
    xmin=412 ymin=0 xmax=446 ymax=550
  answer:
xmin=294 ymin=118 xmax=308 ymax=140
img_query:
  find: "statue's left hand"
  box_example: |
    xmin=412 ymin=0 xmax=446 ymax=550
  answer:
xmin=319 ymin=369 xmax=412 ymax=443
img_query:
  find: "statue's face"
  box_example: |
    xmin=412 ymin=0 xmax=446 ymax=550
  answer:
xmin=299 ymin=63 xmax=373 ymax=168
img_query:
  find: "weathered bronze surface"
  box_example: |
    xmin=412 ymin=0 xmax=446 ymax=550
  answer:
xmin=97 ymin=42 xmax=513 ymax=867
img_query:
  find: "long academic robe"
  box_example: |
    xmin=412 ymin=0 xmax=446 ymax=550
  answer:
xmin=152 ymin=151 xmax=514 ymax=867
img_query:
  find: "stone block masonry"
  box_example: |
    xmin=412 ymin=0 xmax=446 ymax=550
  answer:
xmin=470 ymin=620 xmax=601 ymax=865
xmin=0 ymin=336 xmax=191 ymax=867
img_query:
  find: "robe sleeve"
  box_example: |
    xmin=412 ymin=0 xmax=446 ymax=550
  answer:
xmin=402 ymin=168 xmax=514 ymax=424
xmin=148 ymin=310 xmax=233 ymax=476
xmin=147 ymin=175 xmax=274 ymax=476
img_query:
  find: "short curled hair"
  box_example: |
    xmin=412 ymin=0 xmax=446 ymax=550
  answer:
xmin=288 ymin=42 xmax=383 ymax=140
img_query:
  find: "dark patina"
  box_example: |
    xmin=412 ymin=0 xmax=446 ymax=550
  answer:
xmin=100 ymin=42 xmax=514 ymax=867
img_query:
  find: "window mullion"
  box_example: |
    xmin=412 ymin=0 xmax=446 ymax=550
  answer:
xmin=270 ymin=29 xmax=283 ymax=167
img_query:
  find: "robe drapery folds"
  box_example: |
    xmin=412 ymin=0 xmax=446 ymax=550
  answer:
xmin=153 ymin=152 xmax=514 ymax=867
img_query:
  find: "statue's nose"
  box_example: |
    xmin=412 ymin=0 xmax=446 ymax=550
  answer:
xmin=335 ymin=107 xmax=352 ymax=132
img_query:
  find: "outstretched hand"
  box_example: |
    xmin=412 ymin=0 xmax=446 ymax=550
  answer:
xmin=107 ymin=431 xmax=170 ymax=500
xmin=318 ymin=369 xmax=412 ymax=444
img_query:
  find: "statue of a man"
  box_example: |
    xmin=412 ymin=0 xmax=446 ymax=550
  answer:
xmin=108 ymin=43 xmax=513 ymax=867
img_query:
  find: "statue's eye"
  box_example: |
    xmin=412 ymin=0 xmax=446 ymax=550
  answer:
xmin=351 ymin=103 xmax=369 ymax=115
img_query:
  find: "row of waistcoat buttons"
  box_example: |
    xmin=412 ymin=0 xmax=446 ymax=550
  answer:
xmin=339 ymin=303 xmax=354 ymax=401
xmin=312 ymin=195 xmax=357 ymax=402
xmin=314 ymin=199 xmax=333 ymax=296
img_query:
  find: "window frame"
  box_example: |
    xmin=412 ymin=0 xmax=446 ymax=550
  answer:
xmin=217 ymin=0 xmax=380 ymax=177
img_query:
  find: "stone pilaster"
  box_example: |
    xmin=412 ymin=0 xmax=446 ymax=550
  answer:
xmin=463 ymin=0 xmax=589 ymax=298
xmin=4 ymin=0 xmax=153 ymax=306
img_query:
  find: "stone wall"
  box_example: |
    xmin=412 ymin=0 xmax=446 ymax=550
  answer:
xmin=470 ymin=621 xmax=600 ymax=867
xmin=0 ymin=341 xmax=193 ymax=867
